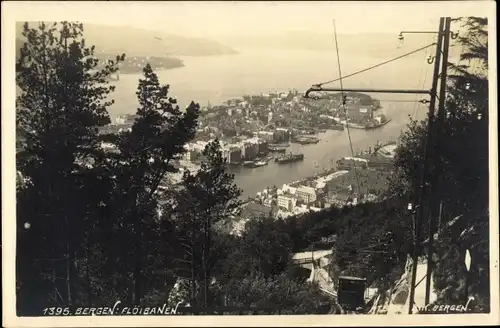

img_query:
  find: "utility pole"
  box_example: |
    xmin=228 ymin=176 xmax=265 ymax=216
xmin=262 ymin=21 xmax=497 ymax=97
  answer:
xmin=407 ymin=17 xmax=445 ymax=314
xmin=304 ymin=16 xmax=456 ymax=314
xmin=424 ymin=16 xmax=452 ymax=306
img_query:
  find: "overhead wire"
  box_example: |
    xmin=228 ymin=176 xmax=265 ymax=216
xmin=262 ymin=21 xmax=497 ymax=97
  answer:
xmin=332 ymin=19 xmax=362 ymax=197
xmin=412 ymin=34 xmax=432 ymax=120
xmin=377 ymin=99 xmax=428 ymax=103
xmin=315 ymin=43 xmax=437 ymax=86
xmin=410 ymin=45 xmax=426 ymax=119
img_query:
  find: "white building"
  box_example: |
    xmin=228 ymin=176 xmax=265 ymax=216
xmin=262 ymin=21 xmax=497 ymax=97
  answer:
xmin=276 ymin=210 xmax=294 ymax=219
xmin=292 ymin=204 xmax=310 ymax=215
xmin=101 ymin=142 xmax=117 ymax=150
xmin=277 ymin=194 xmax=298 ymax=211
xmin=263 ymin=198 xmax=273 ymax=207
xmin=281 ymin=184 xmax=297 ymax=195
xmin=115 ymin=114 xmax=137 ymax=125
xmin=296 ymin=185 xmax=317 ymax=204
xmin=267 ymin=112 xmax=273 ymax=124
xmin=115 ymin=116 xmax=127 ymax=125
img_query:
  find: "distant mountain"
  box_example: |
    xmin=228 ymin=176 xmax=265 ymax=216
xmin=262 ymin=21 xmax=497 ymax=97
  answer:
xmin=220 ymin=30 xmax=461 ymax=58
xmin=15 ymin=22 xmax=238 ymax=57
xmin=15 ymin=37 xmax=185 ymax=73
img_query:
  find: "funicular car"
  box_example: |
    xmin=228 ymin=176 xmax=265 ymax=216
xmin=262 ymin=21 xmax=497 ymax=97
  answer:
xmin=337 ymin=276 xmax=367 ymax=311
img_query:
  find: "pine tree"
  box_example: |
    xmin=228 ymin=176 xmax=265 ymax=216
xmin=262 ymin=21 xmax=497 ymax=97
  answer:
xmin=174 ymin=140 xmax=242 ymax=307
xmin=107 ymin=63 xmax=200 ymax=305
xmin=15 ymin=21 xmax=123 ymax=315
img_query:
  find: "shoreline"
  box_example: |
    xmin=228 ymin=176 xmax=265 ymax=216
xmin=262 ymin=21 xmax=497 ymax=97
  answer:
xmin=117 ymin=64 xmax=186 ymax=75
xmin=346 ymin=118 xmax=392 ymax=130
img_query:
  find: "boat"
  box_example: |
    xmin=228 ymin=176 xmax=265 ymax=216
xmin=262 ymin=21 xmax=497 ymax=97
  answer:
xmin=292 ymin=136 xmax=320 ymax=145
xmin=331 ymin=124 xmax=345 ymax=131
xmin=275 ymin=153 xmax=305 ymax=164
xmin=243 ymin=161 xmax=256 ymax=167
xmin=345 ymin=122 xmax=367 ymax=130
xmin=364 ymin=118 xmax=392 ymax=130
xmin=268 ymin=143 xmax=290 ymax=148
xmin=243 ymin=160 xmax=268 ymax=168
xmin=268 ymin=146 xmax=287 ymax=153
xmin=254 ymin=161 xmax=268 ymax=167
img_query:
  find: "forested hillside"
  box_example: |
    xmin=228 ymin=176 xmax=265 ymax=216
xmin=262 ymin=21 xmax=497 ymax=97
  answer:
xmin=14 ymin=17 xmax=491 ymax=315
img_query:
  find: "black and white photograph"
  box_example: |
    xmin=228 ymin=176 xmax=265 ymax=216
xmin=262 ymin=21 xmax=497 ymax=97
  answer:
xmin=2 ymin=1 xmax=498 ymax=326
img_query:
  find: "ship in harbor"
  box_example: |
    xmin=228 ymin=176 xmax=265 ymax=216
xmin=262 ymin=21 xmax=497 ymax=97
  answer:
xmin=275 ymin=153 xmax=305 ymax=164
xmin=364 ymin=118 xmax=392 ymax=130
xmin=243 ymin=160 xmax=268 ymax=168
xmin=291 ymin=136 xmax=320 ymax=145
xmin=330 ymin=124 xmax=345 ymax=131
xmin=268 ymin=145 xmax=288 ymax=153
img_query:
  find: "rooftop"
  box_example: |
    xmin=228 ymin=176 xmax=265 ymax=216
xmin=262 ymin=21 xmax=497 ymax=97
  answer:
xmin=297 ymin=185 xmax=316 ymax=194
xmin=278 ymin=193 xmax=297 ymax=199
xmin=243 ymin=202 xmax=272 ymax=214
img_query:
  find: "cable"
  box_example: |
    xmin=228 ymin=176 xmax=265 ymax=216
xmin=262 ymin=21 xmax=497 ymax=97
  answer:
xmin=332 ymin=19 xmax=362 ymax=197
xmin=412 ymin=35 xmax=432 ymax=120
xmin=315 ymin=43 xmax=437 ymax=86
xmin=410 ymin=46 xmax=426 ymax=119
xmin=378 ymin=99 xmax=427 ymax=103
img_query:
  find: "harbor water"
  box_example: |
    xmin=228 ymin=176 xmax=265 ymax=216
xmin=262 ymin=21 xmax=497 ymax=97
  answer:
xmin=106 ymin=48 xmax=431 ymax=197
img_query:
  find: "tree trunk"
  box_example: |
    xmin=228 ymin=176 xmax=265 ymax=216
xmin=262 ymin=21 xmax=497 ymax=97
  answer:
xmin=65 ymin=230 xmax=76 ymax=309
xmin=202 ymin=249 xmax=208 ymax=307
xmin=189 ymin=217 xmax=197 ymax=307
xmin=86 ymin=232 xmax=92 ymax=306
xmin=133 ymin=205 xmax=143 ymax=305
xmin=64 ymin=186 xmax=76 ymax=310
xmin=133 ymin=225 xmax=142 ymax=305
xmin=69 ymin=245 xmax=77 ymax=309
xmin=66 ymin=252 xmax=72 ymax=307
xmin=203 ymin=217 xmax=211 ymax=307
xmin=191 ymin=243 xmax=197 ymax=306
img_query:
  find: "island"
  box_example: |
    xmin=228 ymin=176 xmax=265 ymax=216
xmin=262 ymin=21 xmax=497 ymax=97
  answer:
xmin=15 ymin=22 xmax=238 ymax=76
xmin=95 ymin=54 xmax=185 ymax=76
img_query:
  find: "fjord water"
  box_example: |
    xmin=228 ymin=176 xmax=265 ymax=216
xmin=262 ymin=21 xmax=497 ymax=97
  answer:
xmin=108 ymin=48 xmax=432 ymax=197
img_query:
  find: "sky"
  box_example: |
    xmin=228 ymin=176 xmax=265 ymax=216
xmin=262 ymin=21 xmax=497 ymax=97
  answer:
xmin=83 ymin=1 xmax=440 ymax=37
xmin=6 ymin=1 xmax=493 ymax=38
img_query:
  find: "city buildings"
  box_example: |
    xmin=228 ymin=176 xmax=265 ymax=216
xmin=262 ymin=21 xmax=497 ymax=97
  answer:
xmin=336 ymin=157 xmax=369 ymax=170
xmin=257 ymin=131 xmax=275 ymax=142
xmin=326 ymin=191 xmax=352 ymax=207
xmin=241 ymin=202 xmax=274 ymax=221
xmin=115 ymin=114 xmax=137 ymax=125
xmin=274 ymin=128 xmax=290 ymax=142
xmin=277 ymin=193 xmax=298 ymax=211
xmin=105 ymin=90 xmax=393 ymax=228
xmin=296 ymin=185 xmax=317 ymax=204
xmin=222 ymin=146 xmax=242 ymax=164
xmin=241 ymin=140 xmax=259 ymax=160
